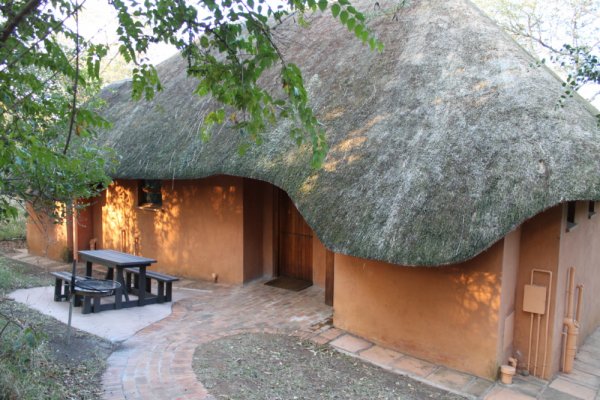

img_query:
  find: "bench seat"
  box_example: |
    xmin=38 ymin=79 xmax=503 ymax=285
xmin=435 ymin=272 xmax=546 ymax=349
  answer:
xmin=125 ymin=267 xmax=179 ymax=303
xmin=51 ymin=271 xmax=87 ymax=301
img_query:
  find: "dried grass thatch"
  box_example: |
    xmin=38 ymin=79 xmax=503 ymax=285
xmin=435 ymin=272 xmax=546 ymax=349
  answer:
xmin=97 ymin=0 xmax=600 ymax=266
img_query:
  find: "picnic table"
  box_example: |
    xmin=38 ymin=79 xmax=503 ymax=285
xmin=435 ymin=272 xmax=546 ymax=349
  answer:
xmin=78 ymin=249 xmax=157 ymax=311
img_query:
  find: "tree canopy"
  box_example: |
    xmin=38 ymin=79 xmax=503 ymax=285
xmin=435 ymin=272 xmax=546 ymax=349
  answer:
xmin=0 ymin=0 xmax=378 ymax=221
xmin=474 ymin=0 xmax=600 ymax=108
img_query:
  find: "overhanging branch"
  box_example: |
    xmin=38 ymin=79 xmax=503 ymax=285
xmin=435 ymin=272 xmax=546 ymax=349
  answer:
xmin=0 ymin=0 xmax=44 ymax=45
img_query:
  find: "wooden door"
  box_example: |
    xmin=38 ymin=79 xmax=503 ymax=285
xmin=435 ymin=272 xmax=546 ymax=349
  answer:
xmin=278 ymin=190 xmax=313 ymax=282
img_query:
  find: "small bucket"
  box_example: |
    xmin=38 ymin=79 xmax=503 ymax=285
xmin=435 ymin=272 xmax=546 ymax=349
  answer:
xmin=500 ymin=365 xmax=516 ymax=384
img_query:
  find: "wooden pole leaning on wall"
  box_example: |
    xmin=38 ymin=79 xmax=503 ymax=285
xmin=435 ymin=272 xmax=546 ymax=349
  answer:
xmin=562 ymin=267 xmax=582 ymax=374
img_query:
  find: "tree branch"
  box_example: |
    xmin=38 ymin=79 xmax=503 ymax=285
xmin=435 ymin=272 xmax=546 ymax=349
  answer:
xmin=0 ymin=0 xmax=44 ymax=45
xmin=63 ymin=1 xmax=80 ymax=155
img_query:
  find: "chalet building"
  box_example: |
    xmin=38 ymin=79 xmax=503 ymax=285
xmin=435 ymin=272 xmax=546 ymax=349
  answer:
xmin=28 ymin=0 xmax=600 ymax=381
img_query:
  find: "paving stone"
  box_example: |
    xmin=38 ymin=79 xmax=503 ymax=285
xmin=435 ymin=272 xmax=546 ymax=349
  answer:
xmin=11 ymin=252 xmax=29 ymax=259
xmin=576 ymin=362 xmax=600 ymax=378
xmin=391 ymin=355 xmax=437 ymax=378
xmin=550 ymin=378 xmax=597 ymax=400
xmin=358 ymin=345 xmax=402 ymax=368
xmin=484 ymin=386 xmax=537 ymax=400
xmin=427 ymin=367 xmax=474 ymax=391
xmin=508 ymin=375 xmax=547 ymax=398
xmin=310 ymin=334 xmax=332 ymax=345
xmin=561 ymin=369 xmax=600 ymax=389
xmin=463 ymin=377 xmax=495 ymax=397
xmin=576 ymin=351 xmax=600 ymax=369
xmin=541 ymin=387 xmax=584 ymax=400
xmin=320 ymin=327 xmax=343 ymax=341
xmin=330 ymin=334 xmax=372 ymax=354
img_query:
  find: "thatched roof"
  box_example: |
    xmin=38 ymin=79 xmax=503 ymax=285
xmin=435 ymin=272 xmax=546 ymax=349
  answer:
xmin=97 ymin=0 xmax=600 ymax=266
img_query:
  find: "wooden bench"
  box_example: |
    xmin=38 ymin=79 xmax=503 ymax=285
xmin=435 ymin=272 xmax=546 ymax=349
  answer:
xmin=50 ymin=271 xmax=108 ymax=314
xmin=125 ymin=267 xmax=179 ymax=303
xmin=51 ymin=271 xmax=84 ymax=302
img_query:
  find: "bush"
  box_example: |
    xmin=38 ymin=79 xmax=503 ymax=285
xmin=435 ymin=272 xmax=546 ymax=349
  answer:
xmin=0 ymin=208 xmax=26 ymax=241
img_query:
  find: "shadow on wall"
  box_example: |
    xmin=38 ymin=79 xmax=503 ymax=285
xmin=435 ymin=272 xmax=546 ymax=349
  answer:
xmin=453 ymin=269 xmax=501 ymax=328
xmin=102 ymin=182 xmax=139 ymax=254
xmin=98 ymin=178 xmax=244 ymax=281
xmin=451 ymin=266 xmax=502 ymax=377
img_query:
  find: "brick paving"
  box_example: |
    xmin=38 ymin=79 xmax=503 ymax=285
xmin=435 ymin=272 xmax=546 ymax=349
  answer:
xmin=101 ymin=281 xmax=332 ymax=400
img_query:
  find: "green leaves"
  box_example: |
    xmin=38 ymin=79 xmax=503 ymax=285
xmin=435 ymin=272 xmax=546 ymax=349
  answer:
xmin=329 ymin=0 xmax=383 ymax=52
xmin=0 ymin=0 xmax=115 ymax=223
xmin=331 ymin=3 xmax=341 ymax=17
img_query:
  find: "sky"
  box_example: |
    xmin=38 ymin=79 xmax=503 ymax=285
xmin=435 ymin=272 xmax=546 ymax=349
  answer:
xmin=74 ymin=0 xmax=178 ymax=65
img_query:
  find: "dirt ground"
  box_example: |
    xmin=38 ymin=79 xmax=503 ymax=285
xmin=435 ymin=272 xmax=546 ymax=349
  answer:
xmin=193 ymin=333 xmax=466 ymax=400
xmin=0 ymin=251 xmax=116 ymax=399
xmin=0 ymin=239 xmax=26 ymax=253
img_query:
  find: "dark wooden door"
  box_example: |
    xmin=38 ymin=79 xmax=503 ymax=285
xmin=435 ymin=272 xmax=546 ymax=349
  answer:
xmin=278 ymin=191 xmax=313 ymax=282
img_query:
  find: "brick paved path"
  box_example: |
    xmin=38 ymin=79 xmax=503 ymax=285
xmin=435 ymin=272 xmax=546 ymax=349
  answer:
xmin=101 ymin=281 xmax=332 ymax=400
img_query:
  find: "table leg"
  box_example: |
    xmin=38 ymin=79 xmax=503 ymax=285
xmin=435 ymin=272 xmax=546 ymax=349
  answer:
xmin=92 ymin=296 xmax=101 ymax=313
xmin=138 ymin=266 xmax=147 ymax=306
xmin=85 ymin=261 xmax=93 ymax=277
xmin=83 ymin=296 xmax=92 ymax=314
xmin=114 ymin=268 xmax=129 ymax=309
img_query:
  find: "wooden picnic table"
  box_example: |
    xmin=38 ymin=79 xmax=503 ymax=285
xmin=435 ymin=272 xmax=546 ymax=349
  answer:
xmin=78 ymin=250 xmax=157 ymax=311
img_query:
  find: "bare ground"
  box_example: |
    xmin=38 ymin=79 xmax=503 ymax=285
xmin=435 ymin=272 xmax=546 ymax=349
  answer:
xmin=193 ymin=333 xmax=467 ymax=400
xmin=0 ymin=252 xmax=116 ymax=399
xmin=0 ymin=239 xmax=26 ymax=254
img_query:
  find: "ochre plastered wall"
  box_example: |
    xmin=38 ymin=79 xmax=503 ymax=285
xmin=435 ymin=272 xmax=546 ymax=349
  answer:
xmin=93 ymin=176 xmax=245 ymax=284
xmin=497 ymin=228 xmax=521 ymax=364
xmin=27 ymin=208 xmax=71 ymax=261
xmin=557 ymin=201 xmax=600 ymax=360
xmin=513 ymin=206 xmax=562 ymax=380
xmin=333 ymin=241 xmax=505 ymax=379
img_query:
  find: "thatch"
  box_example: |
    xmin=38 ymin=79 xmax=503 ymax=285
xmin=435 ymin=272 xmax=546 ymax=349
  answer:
xmin=97 ymin=0 xmax=600 ymax=266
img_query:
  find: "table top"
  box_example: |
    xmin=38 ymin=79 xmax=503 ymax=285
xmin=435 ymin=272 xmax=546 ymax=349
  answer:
xmin=78 ymin=250 xmax=157 ymax=267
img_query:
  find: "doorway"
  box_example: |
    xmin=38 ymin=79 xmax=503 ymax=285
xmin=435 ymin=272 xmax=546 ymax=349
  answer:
xmin=276 ymin=190 xmax=313 ymax=283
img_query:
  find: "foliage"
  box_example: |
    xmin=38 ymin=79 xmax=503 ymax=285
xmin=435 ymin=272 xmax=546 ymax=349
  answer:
xmin=0 ymin=0 xmax=379 ymax=224
xmin=474 ymin=0 xmax=600 ymax=110
xmin=558 ymin=45 xmax=600 ymax=116
xmin=0 ymin=0 xmax=115 ymax=223
xmin=0 ymin=204 xmax=26 ymax=241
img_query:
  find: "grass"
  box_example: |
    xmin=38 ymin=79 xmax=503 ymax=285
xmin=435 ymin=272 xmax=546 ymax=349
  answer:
xmin=0 ymin=257 xmax=65 ymax=399
xmin=0 ymin=256 xmax=113 ymax=399
xmin=0 ymin=207 xmax=26 ymax=241
xmin=0 ymin=258 xmax=47 ymax=294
